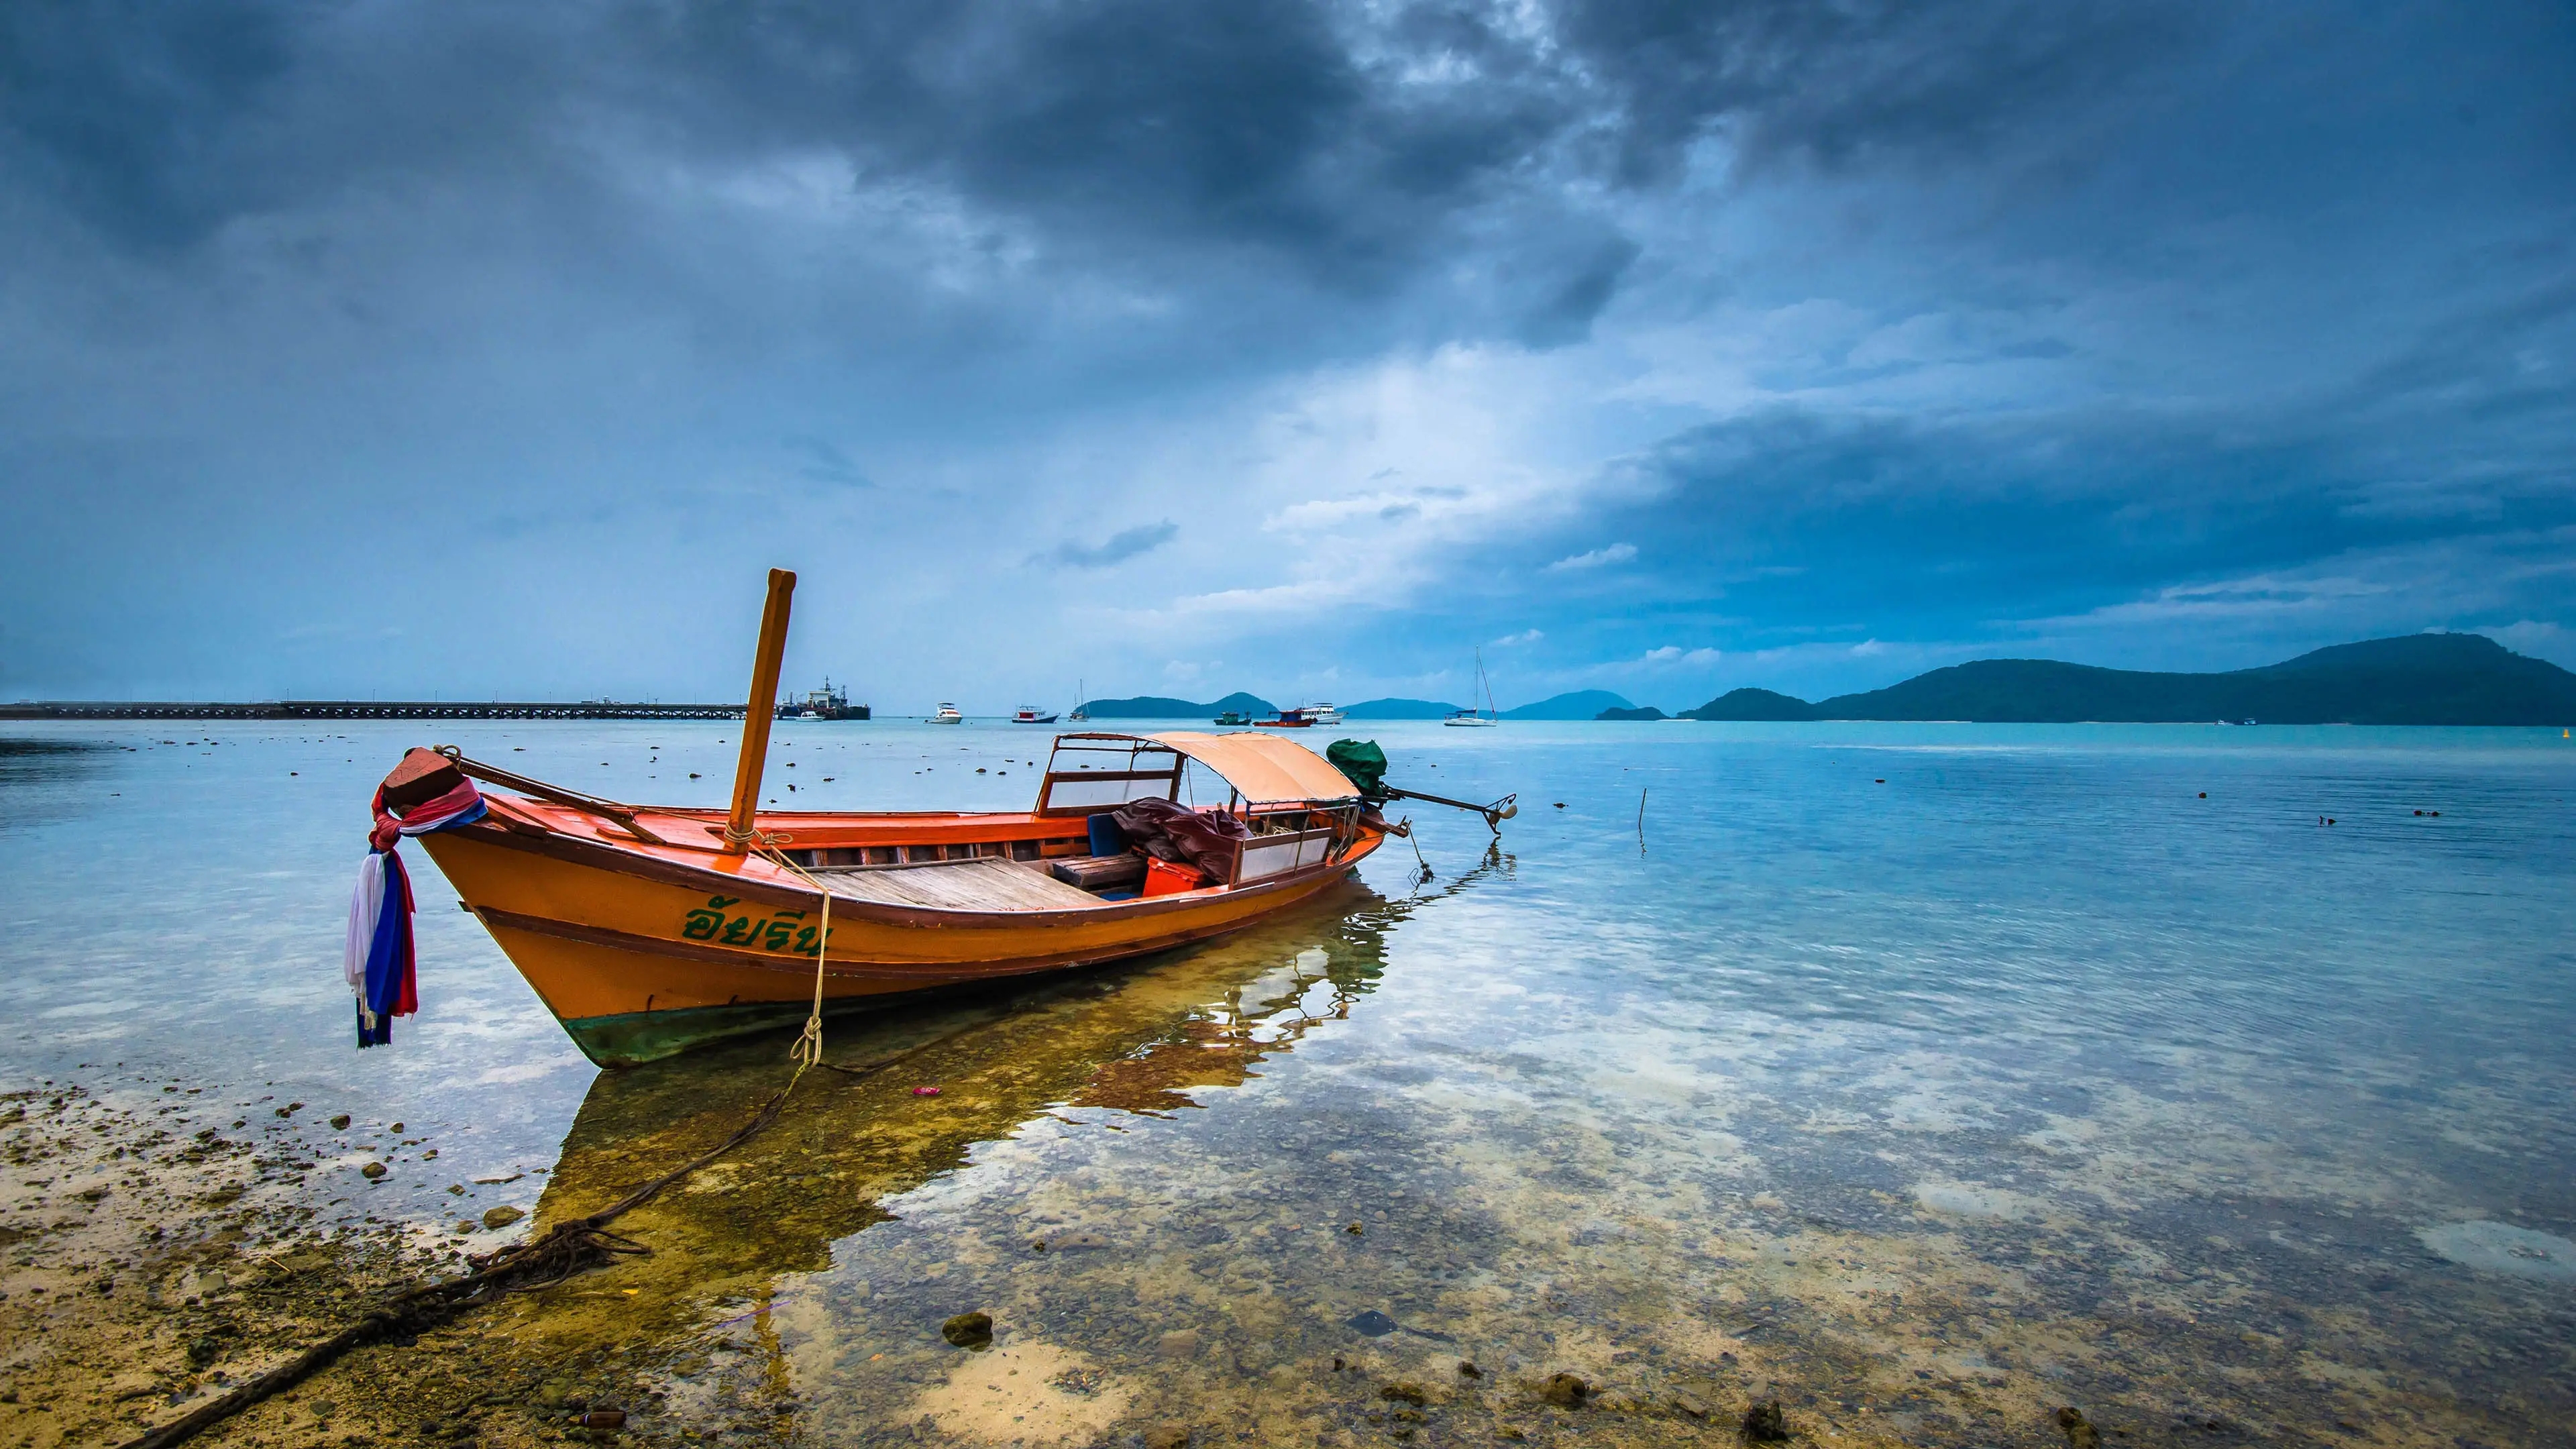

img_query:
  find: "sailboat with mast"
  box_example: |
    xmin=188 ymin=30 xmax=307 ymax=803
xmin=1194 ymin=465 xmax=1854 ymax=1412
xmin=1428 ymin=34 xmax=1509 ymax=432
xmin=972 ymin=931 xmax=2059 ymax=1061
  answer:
xmin=1444 ymin=648 xmax=1502 ymax=727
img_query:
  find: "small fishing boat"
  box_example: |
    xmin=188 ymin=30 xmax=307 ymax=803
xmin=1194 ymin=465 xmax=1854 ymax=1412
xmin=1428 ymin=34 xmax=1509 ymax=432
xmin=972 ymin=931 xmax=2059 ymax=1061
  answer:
xmin=1444 ymin=649 xmax=1502 ymax=727
xmin=1212 ymin=710 xmax=1251 ymax=726
xmin=1012 ymin=706 xmax=1059 ymax=724
xmin=1258 ymin=707 xmax=1316 ymax=728
xmin=382 ymin=572 xmax=1389 ymax=1066
xmin=930 ymin=702 xmax=964 ymax=724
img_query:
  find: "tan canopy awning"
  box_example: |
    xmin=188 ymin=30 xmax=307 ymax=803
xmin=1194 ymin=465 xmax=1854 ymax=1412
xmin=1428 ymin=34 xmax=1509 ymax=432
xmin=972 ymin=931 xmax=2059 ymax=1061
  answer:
xmin=1148 ymin=731 xmax=1360 ymax=805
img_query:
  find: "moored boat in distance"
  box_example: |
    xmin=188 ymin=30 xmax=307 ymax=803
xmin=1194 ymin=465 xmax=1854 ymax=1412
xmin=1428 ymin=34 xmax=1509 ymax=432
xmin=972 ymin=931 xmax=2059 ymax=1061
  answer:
xmin=1257 ymin=707 xmax=1316 ymax=728
xmin=796 ymin=678 xmax=869 ymax=720
xmin=1012 ymin=706 xmax=1059 ymax=724
xmin=930 ymin=702 xmax=964 ymax=724
xmin=1444 ymin=648 xmax=1503 ymax=727
xmin=1299 ymin=702 xmax=1346 ymax=725
xmin=1213 ymin=710 xmax=1251 ymax=726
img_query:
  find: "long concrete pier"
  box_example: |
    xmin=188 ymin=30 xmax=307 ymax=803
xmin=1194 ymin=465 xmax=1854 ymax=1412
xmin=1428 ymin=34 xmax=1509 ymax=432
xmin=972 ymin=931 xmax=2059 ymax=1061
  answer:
xmin=0 ymin=700 xmax=869 ymax=722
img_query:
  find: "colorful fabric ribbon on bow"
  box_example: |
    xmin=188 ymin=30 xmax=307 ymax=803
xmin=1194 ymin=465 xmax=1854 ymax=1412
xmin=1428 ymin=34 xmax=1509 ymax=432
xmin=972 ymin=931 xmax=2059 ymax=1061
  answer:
xmin=343 ymin=764 xmax=487 ymax=1048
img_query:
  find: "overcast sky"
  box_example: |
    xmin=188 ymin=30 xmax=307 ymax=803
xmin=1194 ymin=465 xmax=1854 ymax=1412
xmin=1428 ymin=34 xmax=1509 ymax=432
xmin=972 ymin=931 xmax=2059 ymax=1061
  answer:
xmin=4 ymin=1 xmax=2571 ymax=710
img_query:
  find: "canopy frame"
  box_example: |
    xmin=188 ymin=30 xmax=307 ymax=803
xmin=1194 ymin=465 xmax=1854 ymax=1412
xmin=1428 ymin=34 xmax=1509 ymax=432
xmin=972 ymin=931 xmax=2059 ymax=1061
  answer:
xmin=1032 ymin=732 xmax=1365 ymax=885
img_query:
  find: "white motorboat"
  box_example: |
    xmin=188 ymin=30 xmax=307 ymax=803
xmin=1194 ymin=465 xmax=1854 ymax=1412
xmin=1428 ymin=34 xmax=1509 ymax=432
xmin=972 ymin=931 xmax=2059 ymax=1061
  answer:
xmin=930 ymin=702 xmax=964 ymax=724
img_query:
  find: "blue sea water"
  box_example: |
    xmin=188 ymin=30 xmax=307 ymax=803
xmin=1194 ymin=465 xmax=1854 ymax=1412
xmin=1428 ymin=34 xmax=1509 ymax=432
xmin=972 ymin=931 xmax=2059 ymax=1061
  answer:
xmin=3 ymin=720 xmax=2572 ymax=1443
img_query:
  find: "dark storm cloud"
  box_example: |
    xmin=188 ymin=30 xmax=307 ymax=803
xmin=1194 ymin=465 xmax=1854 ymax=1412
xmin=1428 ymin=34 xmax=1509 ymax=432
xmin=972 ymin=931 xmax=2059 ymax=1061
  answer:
xmin=1 ymin=2 xmax=2570 ymax=700
xmin=0 ymin=0 xmax=297 ymax=251
xmin=1455 ymin=398 xmax=2576 ymax=680
xmin=1552 ymin=0 xmax=2199 ymax=183
xmin=0 ymin=1 xmax=2229 ymax=332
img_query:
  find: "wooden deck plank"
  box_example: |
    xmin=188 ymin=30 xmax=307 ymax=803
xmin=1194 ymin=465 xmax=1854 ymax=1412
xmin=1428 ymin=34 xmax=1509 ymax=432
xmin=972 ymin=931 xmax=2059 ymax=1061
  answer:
xmin=813 ymin=856 xmax=1108 ymax=912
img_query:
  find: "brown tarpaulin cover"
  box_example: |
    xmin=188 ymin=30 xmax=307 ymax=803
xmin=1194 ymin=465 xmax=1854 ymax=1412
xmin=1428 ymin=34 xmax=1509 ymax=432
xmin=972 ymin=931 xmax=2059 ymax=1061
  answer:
xmin=1110 ymin=797 xmax=1250 ymax=877
xmin=1148 ymin=731 xmax=1362 ymax=805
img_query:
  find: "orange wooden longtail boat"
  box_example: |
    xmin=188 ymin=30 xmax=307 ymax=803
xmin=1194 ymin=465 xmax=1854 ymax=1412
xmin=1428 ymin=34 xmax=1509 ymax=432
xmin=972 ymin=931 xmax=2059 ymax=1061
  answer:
xmin=391 ymin=571 xmax=1387 ymax=1065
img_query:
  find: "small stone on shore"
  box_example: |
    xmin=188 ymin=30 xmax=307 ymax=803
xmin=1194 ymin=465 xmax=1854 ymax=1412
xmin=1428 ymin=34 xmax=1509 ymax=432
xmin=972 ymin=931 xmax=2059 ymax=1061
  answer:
xmin=941 ymin=1311 xmax=993 ymax=1349
xmin=1743 ymin=1399 xmax=1790 ymax=1442
xmin=1542 ymin=1373 xmax=1590 ymax=1408
xmin=481 ymin=1205 xmax=525 ymax=1230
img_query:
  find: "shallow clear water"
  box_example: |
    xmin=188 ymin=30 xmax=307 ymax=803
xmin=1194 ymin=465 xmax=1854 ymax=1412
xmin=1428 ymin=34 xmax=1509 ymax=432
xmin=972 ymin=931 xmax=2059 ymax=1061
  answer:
xmin=4 ymin=720 xmax=2573 ymax=1444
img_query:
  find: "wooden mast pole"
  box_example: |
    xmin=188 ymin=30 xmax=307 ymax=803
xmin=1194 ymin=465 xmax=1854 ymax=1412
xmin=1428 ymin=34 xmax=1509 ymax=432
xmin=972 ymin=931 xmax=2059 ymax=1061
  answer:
xmin=721 ymin=568 xmax=797 ymax=855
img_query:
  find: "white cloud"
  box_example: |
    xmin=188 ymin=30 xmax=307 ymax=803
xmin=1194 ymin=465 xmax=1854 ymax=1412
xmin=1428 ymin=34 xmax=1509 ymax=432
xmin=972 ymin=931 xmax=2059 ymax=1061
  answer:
xmin=1639 ymin=645 xmax=1721 ymax=666
xmin=1492 ymin=628 xmax=1544 ymax=646
xmin=1546 ymin=542 xmax=1638 ymax=572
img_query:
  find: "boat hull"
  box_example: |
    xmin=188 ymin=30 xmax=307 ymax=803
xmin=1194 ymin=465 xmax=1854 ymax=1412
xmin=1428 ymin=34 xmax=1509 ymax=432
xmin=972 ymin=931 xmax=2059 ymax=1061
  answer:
xmin=418 ymin=820 xmax=1378 ymax=1066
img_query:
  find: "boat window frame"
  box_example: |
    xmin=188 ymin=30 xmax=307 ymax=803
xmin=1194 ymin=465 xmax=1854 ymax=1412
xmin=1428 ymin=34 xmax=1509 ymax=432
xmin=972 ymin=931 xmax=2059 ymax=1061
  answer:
xmin=1033 ymin=733 xmax=1187 ymax=818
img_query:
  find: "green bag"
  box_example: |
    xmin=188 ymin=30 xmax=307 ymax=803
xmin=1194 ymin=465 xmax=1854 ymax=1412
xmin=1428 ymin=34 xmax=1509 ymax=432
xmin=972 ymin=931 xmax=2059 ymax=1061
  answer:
xmin=1325 ymin=739 xmax=1389 ymax=804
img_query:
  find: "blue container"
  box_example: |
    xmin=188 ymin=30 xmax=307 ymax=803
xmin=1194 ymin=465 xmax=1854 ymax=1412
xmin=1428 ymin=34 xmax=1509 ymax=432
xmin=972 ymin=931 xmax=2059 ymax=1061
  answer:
xmin=1087 ymin=812 xmax=1128 ymax=857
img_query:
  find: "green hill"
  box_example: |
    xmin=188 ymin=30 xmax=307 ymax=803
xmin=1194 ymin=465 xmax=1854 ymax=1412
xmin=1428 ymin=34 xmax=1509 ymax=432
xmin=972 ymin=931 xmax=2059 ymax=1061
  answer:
xmin=1344 ymin=697 xmax=1465 ymax=719
xmin=1079 ymin=691 xmax=1275 ymax=719
xmin=1595 ymin=705 xmax=1668 ymax=720
xmin=1683 ymin=688 xmax=1817 ymax=721
xmin=1501 ymin=690 xmax=1635 ymax=720
xmin=1680 ymin=635 xmax=2576 ymax=724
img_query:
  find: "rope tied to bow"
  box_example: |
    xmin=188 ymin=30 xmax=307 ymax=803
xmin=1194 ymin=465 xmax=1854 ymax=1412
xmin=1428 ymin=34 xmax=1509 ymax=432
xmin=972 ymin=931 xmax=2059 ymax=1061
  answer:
xmin=725 ymin=824 xmax=834 ymax=1077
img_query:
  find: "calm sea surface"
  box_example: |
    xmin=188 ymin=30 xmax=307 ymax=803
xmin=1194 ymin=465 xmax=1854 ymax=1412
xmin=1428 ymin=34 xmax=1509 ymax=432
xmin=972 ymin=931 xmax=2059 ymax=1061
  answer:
xmin=4 ymin=720 xmax=2573 ymax=1444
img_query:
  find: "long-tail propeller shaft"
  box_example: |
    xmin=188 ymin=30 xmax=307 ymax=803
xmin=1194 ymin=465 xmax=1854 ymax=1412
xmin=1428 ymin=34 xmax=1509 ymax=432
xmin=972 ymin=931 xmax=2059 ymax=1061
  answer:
xmin=1383 ymin=786 xmax=1519 ymax=835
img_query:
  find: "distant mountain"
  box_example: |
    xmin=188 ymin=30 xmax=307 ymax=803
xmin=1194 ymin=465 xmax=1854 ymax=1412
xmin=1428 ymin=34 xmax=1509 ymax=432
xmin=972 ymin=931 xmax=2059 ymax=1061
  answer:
xmin=1680 ymin=635 xmax=2576 ymax=725
xmin=1344 ymin=697 xmax=1466 ymax=719
xmin=1080 ymin=691 xmax=1275 ymax=718
xmin=1596 ymin=705 xmax=1668 ymax=720
xmin=1501 ymin=690 xmax=1636 ymax=720
xmin=1684 ymin=688 xmax=1818 ymax=721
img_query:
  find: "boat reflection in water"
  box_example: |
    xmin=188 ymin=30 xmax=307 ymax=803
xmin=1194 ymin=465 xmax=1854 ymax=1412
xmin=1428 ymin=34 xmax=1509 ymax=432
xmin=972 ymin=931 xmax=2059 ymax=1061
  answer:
xmin=500 ymin=865 xmax=1494 ymax=1387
